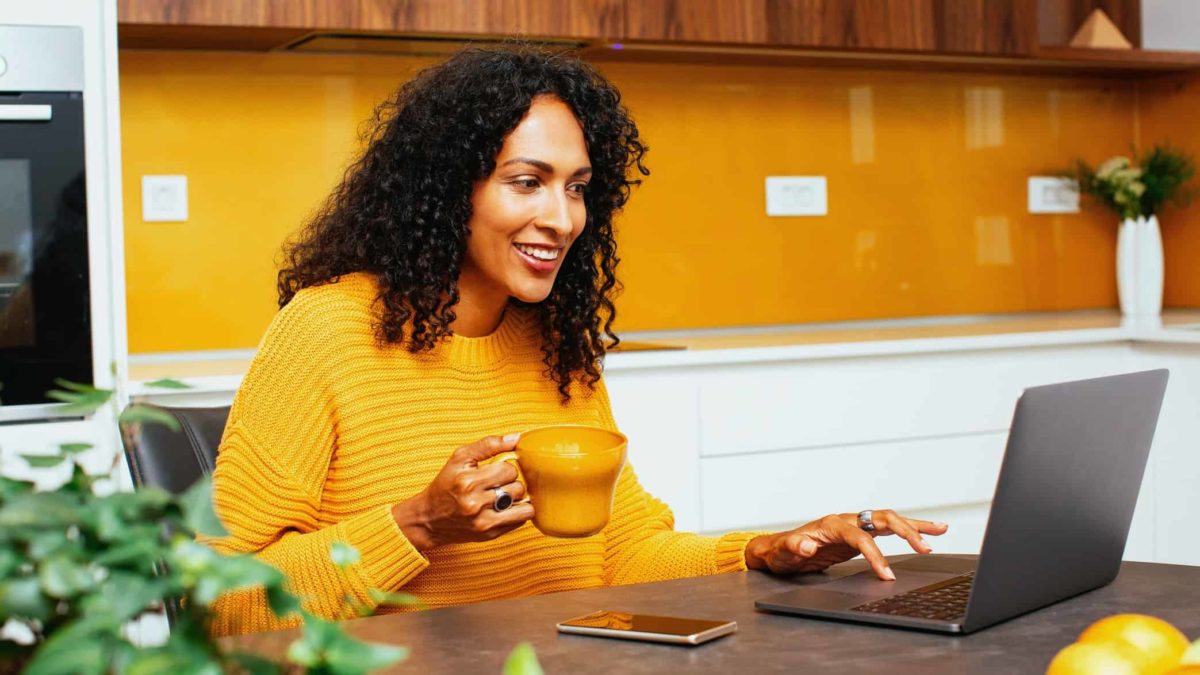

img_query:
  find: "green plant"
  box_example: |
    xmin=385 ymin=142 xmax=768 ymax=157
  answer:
xmin=0 ymin=380 xmax=407 ymax=674
xmin=1066 ymin=144 xmax=1198 ymax=221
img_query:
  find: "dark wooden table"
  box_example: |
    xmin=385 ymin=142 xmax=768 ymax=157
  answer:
xmin=225 ymin=555 xmax=1200 ymax=673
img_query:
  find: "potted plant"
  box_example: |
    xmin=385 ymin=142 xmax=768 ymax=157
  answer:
xmin=0 ymin=380 xmax=543 ymax=674
xmin=1066 ymin=145 xmax=1197 ymax=323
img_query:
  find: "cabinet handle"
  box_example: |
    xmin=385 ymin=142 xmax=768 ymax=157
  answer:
xmin=0 ymin=105 xmax=51 ymax=121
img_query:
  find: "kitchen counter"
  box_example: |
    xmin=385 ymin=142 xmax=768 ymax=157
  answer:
xmin=126 ymin=309 xmax=1200 ymax=396
xmin=223 ymin=555 xmax=1200 ymax=674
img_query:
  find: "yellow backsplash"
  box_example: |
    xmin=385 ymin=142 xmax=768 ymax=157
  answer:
xmin=120 ymin=50 xmax=1195 ymax=353
xmin=1138 ymin=74 xmax=1200 ymax=308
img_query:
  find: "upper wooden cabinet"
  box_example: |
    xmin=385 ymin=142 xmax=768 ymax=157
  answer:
xmin=118 ymin=0 xmax=625 ymax=40
xmin=623 ymin=0 xmax=1035 ymax=55
xmin=117 ymin=0 xmax=1200 ymax=76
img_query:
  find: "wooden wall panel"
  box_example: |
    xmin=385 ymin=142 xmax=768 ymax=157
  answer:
xmin=1038 ymin=0 xmax=1141 ymax=47
xmin=625 ymin=0 xmax=1034 ymax=55
xmin=118 ymin=0 xmax=625 ymax=40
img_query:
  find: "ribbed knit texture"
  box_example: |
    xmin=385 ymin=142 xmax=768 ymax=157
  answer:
xmin=205 ymin=272 xmax=762 ymax=636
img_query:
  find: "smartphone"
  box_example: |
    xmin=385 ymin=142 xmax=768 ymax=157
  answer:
xmin=556 ymin=610 xmax=737 ymax=646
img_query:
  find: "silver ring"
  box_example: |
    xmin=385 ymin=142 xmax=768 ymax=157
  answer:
xmin=858 ymin=510 xmax=876 ymax=532
xmin=492 ymin=487 xmax=513 ymax=512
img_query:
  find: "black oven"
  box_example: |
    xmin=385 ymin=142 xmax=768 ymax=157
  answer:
xmin=0 ymin=26 xmax=92 ymax=416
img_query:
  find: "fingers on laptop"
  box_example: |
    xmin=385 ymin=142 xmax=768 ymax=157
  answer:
xmin=876 ymin=511 xmax=946 ymax=554
xmin=840 ymin=526 xmax=895 ymax=581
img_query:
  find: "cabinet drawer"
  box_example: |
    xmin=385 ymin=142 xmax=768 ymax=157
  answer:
xmin=698 ymin=346 xmax=1129 ymax=457
xmin=699 ymin=431 xmax=1006 ymax=532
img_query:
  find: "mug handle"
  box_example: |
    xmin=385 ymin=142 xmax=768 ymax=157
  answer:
xmin=494 ymin=451 xmax=527 ymax=494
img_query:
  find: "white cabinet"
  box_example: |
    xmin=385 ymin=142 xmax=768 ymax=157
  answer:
xmin=131 ymin=333 xmax=1200 ymax=566
xmin=606 ymin=340 xmax=1200 ymax=565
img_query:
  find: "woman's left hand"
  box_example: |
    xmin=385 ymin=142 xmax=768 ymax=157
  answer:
xmin=744 ymin=510 xmax=949 ymax=580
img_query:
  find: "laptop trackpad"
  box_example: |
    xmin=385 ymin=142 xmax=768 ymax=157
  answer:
xmin=818 ymin=556 xmax=974 ymax=599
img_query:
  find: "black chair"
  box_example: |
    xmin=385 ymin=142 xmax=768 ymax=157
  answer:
xmin=122 ymin=405 xmax=230 ymax=496
xmin=120 ymin=404 xmax=231 ymax=625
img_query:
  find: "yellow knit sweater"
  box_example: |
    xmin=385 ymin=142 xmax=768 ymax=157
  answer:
xmin=207 ymin=272 xmax=759 ymax=636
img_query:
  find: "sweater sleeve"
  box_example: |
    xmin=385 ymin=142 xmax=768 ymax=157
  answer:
xmin=203 ymin=290 xmax=429 ymax=637
xmin=589 ymin=378 xmax=767 ymax=586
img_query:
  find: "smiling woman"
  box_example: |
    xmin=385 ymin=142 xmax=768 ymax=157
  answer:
xmin=206 ymin=45 xmax=944 ymax=638
xmin=456 ymin=97 xmax=594 ymax=336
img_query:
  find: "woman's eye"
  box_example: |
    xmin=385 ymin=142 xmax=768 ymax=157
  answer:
xmin=512 ymin=178 xmax=540 ymax=190
xmin=569 ymin=183 xmax=588 ymax=196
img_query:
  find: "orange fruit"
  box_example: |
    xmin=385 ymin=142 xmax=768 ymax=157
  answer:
xmin=1078 ymin=614 xmax=1190 ymax=675
xmin=1183 ymin=638 xmax=1200 ymax=666
xmin=1047 ymin=641 xmax=1152 ymax=675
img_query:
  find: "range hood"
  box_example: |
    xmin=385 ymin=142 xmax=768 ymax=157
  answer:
xmin=281 ymin=33 xmax=586 ymax=56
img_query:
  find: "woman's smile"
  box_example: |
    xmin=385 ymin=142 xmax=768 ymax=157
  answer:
xmin=512 ymin=242 xmax=563 ymax=273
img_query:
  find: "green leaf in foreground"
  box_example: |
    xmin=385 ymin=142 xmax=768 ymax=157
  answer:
xmin=368 ymin=588 xmax=426 ymax=609
xmin=20 ymin=454 xmax=67 ymax=468
xmin=330 ymin=541 xmax=360 ymax=568
xmin=143 ymin=378 xmax=192 ymax=390
xmin=119 ymin=404 xmax=181 ymax=432
xmin=46 ymin=379 xmax=113 ymax=415
xmin=289 ymin=614 xmax=407 ymax=675
xmin=59 ymin=442 xmax=92 ymax=455
xmin=503 ymin=642 xmax=545 ymax=675
xmin=180 ymin=476 xmax=227 ymax=538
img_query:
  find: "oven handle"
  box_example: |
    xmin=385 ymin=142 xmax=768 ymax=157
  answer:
xmin=0 ymin=105 xmax=52 ymax=121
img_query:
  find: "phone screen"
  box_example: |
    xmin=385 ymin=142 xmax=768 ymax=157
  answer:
xmin=559 ymin=611 xmax=730 ymax=637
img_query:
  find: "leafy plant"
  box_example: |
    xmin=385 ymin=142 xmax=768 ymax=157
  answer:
xmin=1066 ymin=144 xmax=1198 ymax=221
xmin=0 ymin=381 xmax=407 ymax=674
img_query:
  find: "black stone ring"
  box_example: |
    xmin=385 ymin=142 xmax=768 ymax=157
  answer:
xmin=858 ymin=509 xmax=877 ymax=532
xmin=492 ymin=487 xmax=513 ymax=512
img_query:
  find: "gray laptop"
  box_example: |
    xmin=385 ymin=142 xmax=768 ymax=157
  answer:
xmin=756 ymin=369 xmax=1169 ymax=634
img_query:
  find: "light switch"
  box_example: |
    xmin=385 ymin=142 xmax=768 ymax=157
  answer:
xmin=766 ymin=176 xmax=827 ymax=216
xmin=1027 ymin=176 xmax=1079 ymax=214
xmin=142 ymin=175 xmax=188 ymax=222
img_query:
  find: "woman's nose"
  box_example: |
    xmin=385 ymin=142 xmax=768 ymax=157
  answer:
xmin=537 ymin=191 xmax=575 ymax=238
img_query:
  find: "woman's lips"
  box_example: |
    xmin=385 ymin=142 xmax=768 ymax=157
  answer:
xmin=513 ymin=244 xmax=561 ymax=274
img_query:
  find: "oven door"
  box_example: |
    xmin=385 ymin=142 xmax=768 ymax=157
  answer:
xmin=0 ymin=92 xmax=92 ymax=415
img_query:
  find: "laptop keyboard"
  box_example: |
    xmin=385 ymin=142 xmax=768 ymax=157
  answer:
xmin=850 ymin=571 xmax=974 ymax=622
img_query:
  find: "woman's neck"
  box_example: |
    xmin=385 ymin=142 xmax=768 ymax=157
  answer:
xmin=451 ymin=269 xmax=509 ymax=338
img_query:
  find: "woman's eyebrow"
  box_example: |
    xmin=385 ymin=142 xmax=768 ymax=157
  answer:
xmin=501 ymin=157 xmax=592 ymax=177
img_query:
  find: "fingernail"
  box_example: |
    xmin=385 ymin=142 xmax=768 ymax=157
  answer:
xmin=800 ymin=540 xmax=817 ymax=555
xmin=503 ymin=433 xmax=520 ymax=444
xmin=936 ymin=522 xmax=949 ymax=529
xmin=883 ymin=566 xmax=896 ymax=581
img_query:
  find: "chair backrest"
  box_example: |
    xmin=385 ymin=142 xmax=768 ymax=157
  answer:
xmin=121 ymin=404 xmax=231 ymax=627
xmin=122 ymin=405 xmax=231 ymax=495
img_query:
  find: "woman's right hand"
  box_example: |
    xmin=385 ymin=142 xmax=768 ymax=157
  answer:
xmin=391 ymin=434 xmax=533 ymax=551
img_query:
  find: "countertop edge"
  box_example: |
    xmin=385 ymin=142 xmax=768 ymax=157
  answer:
xmin=126 ymin=323 xmax=1200 ymax=398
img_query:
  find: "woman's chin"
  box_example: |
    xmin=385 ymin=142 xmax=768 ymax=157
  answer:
xmin=510 ymin=282 xmax=555 ymax=304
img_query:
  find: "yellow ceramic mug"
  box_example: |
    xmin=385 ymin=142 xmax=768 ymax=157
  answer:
xmin=512 ymin=425 xmax=627 ymax=538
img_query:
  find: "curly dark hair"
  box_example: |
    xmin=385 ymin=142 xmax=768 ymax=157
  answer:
xmin=277 ymin=45 xmax=648 ymax=401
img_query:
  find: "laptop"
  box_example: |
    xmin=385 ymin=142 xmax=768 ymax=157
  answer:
xmin=755 ymin=369 xmax=1169 ymax=635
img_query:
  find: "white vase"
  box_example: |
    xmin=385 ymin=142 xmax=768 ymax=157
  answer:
xmin=1116 ymin=214 xmax=1164 ymax=320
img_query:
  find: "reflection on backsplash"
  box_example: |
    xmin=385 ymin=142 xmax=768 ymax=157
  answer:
xmin=119 ymin=51 xmax=1197 ymax=352
xmin=1139 ymin=75 xmax=1200 ymax=308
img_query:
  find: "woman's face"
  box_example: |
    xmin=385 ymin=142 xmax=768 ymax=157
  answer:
xmin=460 ymin=95 xmax=591 ymax=306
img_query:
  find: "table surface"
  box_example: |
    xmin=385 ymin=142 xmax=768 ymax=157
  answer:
xmin=224 ymin=555 xmax=1200 ymax=673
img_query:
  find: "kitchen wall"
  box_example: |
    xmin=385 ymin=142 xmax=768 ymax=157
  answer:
xmin=1139 ymin=74 xmax=1200 ymax=308
xmin=121 ymin=50 xmax=1193 ymax=354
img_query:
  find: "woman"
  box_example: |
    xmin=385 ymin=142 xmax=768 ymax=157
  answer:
xmin=208 ymin=46 xmax=947 ymax=637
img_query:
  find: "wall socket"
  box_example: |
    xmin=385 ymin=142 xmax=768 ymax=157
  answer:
xmin=1027 ymin=176 xmax=1080 ymax=214
xmin=142 ymin=175 xmax=188 ymax=222
xmin=765 ymin=176 xmax=828 ymax=216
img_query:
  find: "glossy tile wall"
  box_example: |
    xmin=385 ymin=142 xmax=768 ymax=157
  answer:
xmin=1138 ymin=73 xmax=1200 ymax=308
xmin=120 ymin=51 xmax=1162 ymax=352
